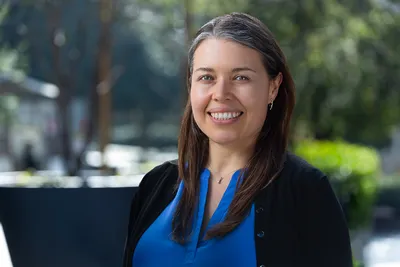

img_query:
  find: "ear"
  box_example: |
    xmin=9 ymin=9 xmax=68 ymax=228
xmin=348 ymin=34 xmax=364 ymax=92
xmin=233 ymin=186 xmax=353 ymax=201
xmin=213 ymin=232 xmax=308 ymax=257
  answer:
xmin=269 ymin=72 xmax=282 ymax=103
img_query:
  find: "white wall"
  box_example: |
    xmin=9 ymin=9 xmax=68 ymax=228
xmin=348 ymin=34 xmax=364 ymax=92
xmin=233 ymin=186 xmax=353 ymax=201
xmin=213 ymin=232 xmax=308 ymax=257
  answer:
xmin=9 ymin=98 xmax=57 ymax=161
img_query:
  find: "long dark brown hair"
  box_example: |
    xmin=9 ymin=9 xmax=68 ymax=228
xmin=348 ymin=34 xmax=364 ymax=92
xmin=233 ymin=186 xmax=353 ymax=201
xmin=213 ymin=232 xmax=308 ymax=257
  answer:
xmin=172 ymin=12 xmax=296 ymax=243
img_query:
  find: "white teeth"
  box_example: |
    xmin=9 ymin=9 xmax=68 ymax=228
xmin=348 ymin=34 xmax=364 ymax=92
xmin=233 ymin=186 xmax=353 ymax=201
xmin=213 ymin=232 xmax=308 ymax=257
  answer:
xmin=210 ymin=112 xmax=241 ymax=120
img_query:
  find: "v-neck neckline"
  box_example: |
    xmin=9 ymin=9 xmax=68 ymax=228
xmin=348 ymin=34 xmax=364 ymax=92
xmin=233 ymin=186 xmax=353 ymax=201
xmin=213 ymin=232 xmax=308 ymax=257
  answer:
xmin=196 ymin=168 xmax=242 ymax=246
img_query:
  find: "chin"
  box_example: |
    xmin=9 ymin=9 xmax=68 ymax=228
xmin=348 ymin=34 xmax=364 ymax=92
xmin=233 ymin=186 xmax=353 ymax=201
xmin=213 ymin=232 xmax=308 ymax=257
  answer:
xmin=208 ymin=133 xmax=240 ymax=146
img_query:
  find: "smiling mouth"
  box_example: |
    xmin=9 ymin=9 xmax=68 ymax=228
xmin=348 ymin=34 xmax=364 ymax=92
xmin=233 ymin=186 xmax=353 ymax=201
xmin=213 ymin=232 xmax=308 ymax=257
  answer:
xmin=207 ymin=112 xmax=244 ymax=120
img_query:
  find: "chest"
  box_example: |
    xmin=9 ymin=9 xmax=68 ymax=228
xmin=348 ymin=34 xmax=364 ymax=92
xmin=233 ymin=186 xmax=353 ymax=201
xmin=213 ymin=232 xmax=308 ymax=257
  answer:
xmin=132 ymin=180 xmax=257 ymax=267
xmin=201 ymin=179 xmax=228 ymax=230
xmin=129 ymin=174 xmax=303 ymax=267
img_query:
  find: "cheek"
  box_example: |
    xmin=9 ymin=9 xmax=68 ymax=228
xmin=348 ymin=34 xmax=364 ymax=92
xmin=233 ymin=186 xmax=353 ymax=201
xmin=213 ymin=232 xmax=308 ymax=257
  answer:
xmin=240 ymin=91 xmax=269 ymax=125
xmin=190 ymin=89 xmax=209 ymax=119
xmin=241 ymin=89 xmax=269 ymax=113
xmin=191 ymin=86 xmax=209 ymax=107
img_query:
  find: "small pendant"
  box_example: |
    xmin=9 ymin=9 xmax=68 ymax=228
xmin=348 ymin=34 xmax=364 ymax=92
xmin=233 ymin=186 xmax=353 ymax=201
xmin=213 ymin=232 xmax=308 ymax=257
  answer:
xmin=218 ymin=177 xmax=223 ymax=184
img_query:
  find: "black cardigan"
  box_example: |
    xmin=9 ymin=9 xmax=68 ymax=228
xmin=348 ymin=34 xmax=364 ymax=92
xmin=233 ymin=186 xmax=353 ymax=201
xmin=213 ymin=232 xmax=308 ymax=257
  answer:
xmin=122 ymin=153 xmax=353 ymax=267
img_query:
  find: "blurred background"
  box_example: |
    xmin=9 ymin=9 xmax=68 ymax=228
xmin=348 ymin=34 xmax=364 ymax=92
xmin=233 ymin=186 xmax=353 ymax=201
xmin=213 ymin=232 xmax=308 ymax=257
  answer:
xmin=0 ymin=0 xmax=399 ymax=266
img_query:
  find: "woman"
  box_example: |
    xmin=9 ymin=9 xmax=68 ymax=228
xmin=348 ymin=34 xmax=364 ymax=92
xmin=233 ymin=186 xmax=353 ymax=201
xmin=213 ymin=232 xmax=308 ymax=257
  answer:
xmin=123 ymin=12 xmax=353 ymax=267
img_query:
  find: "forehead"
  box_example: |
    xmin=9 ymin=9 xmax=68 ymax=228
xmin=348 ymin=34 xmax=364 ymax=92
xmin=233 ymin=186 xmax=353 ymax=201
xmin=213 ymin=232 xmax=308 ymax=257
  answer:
xmin=192 ymin=38 xmax=264 ymax=70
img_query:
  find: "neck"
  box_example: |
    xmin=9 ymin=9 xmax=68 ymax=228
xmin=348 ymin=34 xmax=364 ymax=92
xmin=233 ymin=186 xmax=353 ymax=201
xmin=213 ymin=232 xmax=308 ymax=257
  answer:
xmin=206 ymin=140 xmax=254 ymax=175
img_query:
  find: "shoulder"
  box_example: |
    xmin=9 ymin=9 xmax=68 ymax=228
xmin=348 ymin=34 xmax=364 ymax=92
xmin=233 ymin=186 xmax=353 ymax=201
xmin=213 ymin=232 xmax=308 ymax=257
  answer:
xmin=280 ymin=152 xmax=340 ymax=208
xmin=282 ymin=151 xmax=325 ymax=178
xmin=277 ymin=151 xmax=337 ymax=199
xmin=278 ymin=152 xmax=347 ymax=225
xmin=280 ymin=155 xmax=352 ymax=265
xmin=280 ymin=151 xmax=327 ymax=185
xmin=125 ymin=160 xmax=179 ymax=243
xmin=137 ymin=159 xmax=179 ymax=194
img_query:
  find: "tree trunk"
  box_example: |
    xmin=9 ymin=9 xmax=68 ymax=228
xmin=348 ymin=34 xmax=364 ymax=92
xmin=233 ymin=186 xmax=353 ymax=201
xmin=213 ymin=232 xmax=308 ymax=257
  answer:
xmin=310 ymin=85 xmax=331 ymax=140
xmin=97 ymin=0 xmax=113 ymax=172
xmin=3 ymin=107 xmax=17 ymax=170
xmin=58 ymin=100 xmax=72 ymax=174
xmin=73 ymin=72 xmax=99 ymax=175
xmin=181 ymin=0 xmax=193 ymax=106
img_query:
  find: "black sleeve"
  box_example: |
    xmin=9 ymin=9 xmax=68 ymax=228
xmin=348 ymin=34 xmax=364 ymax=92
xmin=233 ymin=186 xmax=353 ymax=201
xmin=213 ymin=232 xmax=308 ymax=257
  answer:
xmin=125 ymin=162 xmax=172 ymax=231
xmin=122 ymin=162 xmax=171 ymax=266
xmin=299 ymin=175 xmax=353 ymax=267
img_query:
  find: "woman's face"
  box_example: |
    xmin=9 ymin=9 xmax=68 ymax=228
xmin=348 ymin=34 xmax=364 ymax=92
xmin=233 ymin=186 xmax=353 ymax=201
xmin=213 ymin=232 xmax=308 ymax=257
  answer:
xmin=190 ymin=38 xmax=281 ymax=148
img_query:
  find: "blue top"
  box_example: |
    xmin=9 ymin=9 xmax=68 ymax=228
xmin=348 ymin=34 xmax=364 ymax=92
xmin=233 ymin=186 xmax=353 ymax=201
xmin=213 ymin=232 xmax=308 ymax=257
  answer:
xmin=132 ymin=169 xmax=257 ymax=267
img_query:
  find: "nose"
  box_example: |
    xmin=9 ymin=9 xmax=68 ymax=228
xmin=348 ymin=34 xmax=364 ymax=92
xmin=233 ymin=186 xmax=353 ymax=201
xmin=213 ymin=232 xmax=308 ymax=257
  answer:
xmin=212 ymin=79 xmax=231 ymax=101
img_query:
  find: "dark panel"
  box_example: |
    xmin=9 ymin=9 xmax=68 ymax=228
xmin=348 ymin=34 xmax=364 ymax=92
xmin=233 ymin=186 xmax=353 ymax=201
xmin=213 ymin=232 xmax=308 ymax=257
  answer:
xmin=0 ymin=186 xmax=138 ymax=267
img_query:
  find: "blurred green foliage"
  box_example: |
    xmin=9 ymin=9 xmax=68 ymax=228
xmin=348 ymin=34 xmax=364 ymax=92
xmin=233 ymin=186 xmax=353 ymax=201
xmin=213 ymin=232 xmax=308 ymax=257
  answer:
xmin=295 ymin=140 xmax=380 ymax=229
xmin=353 ymin=258 xmax=364 ymax=267
xmin=1 ymin=0 xmax=399 ymax=148
xmin=243 ymin=0 xmax=400 ymax=148
xmin=0 ymin=4 xmax=25 ymax=125
xmin=120 ymin=0 xmax=400 ymax=147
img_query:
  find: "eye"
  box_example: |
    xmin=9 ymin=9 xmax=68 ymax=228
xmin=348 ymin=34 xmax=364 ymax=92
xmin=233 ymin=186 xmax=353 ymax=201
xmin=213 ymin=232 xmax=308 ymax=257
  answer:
xmin=198 ymin=75 xmax=214 ymax=81
xmin=234 ymin=75 xmax=249 ymax=81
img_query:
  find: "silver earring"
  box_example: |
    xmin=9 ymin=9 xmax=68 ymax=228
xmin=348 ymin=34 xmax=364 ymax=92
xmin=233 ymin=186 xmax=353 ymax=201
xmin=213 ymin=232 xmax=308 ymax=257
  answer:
xmin=269 ymin=101 xmax=274 ymax=110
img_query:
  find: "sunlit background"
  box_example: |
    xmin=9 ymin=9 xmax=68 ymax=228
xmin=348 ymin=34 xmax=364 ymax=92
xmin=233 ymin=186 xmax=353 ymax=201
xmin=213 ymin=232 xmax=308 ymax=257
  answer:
xmin=0 ymin=0 xmax=399 ymax=266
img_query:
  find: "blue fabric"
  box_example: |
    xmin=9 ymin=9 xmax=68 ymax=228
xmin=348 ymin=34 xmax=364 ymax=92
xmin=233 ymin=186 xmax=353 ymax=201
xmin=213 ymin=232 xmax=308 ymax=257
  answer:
xmin=132 ymin=169 xmax=257 ymax=267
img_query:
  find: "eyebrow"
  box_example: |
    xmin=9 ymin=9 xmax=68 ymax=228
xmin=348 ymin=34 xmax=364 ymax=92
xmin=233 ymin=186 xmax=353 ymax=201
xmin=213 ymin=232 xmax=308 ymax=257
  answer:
xmin=232 ymin=67 xmax=257 ymax=73
xmin=194 ymin=67 xmax=215 ymax=73
xmin=194 ymin=67 xmax=257 ymax=73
